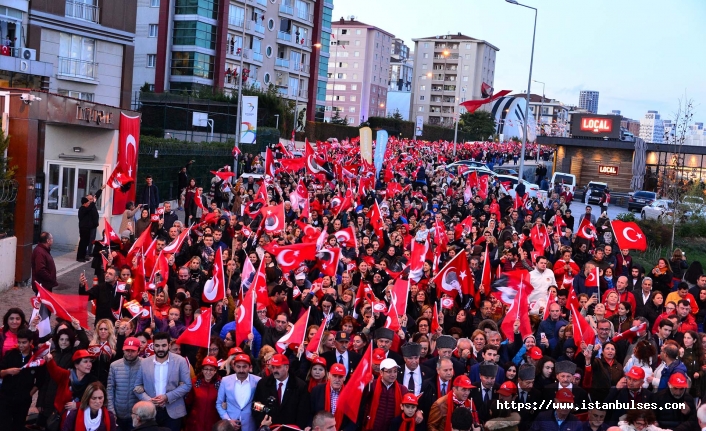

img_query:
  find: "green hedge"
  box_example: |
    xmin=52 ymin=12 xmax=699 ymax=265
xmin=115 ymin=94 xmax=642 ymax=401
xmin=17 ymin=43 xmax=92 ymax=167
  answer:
xmin=305 ymin=121 xmax=360 ymax=141
xmin=301 ymin=116 xmax=472 ymax=142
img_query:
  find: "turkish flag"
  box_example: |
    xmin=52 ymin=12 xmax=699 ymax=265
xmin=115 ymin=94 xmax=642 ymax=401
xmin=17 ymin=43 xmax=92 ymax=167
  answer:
xmin=480 ymin=243 xmax=492 ymax=296
xmin=112 ymin=114 xmax=140 ymax=215
xmin=101 ymin=218 xmax=121 ymax=246
xmin=612 ymin=321 xmax=648 ymax=342
xmin=333 ymin=189 xmax=354 ymax=218
xmin=305 ymin=318 xmax=327 ymax=358
xmin=513 ymin=192 xmax=526 ymax=211
xmin=123 ymin=300 xmax=148 ymax=318
xmin=250 ymin=259 xmax=270 ymax=306
xmin=262 ymin=203 xmax=286 ymax=235
xmin=194 ymin=188 xmax=207 ymax=211
xmin=296 ymin=219 xmax=322 ymax=243
xmin=544 ymin=292 xmax=557 ymax=320
xmin=162 ymin=226 xmax=191 ymax=254
xmin=585 ymin=266 xmax=600 ymax=288
xmin=500 ymin=272 xmax=533 ymax=340
xmin=276 ymin=308 xmax=310 ymax=353
xmin=265 ymin=147 xmax=276 ymax=178
xmin=611 ymin=220 xmax=647 ymax=251
xmin=459 ymin=90 xmax=512 ymax=113
xmin=477 ymin=175 xmax=489 ymax=200
xmin=279 ymin=156 xmax=307 ymax=173
xmin=467 ymin=171 xmax=479 ymax=189
xmin=570 ymin=302 xmax=595 ymax=348
xmin=333 ymin=226 xmax=358 ymax=249
xmin=409 ymin=239 xmax=429 ymax=282
xmin=236 ymin=284 xmax=255 ymax=346
xmin=106 ymin=163 xmax=134 ymax=191
xmin=576 ymin=217 xmax=597 ymax=240
xmin=530 ymin=224 xmax=549 ymax=251
xmin=202 ymin=248 xmax=226 ymax=303
xmin=210 ymin=170 xmax=236 ymax=182
xmin=316 ymin=247 xmax=341 ymax=277
xmin=36 ymin=283 xmax=88 ymax=327
xmin=353 ymin=282 xmax=375 ymax=318
xmin=176 ymin=307 xmax=212 ymax=348
xmin=368 ymin=201 xmax=385 ymax=245
xmin=384 ymin=306 xmax=402 ymax=332
xmin=389 ymin=277 xmax=409 ymax=318
xmin=306 ymin=140 xmax=329 ymax=175
xmin=335 ymin=345 xmax=374 ymax=425
xmin=264 ymin=242 xmax=318 ymax=272
xmin=432 ymin=250 xmax=474 ymax=299
xmin=553 ymin=213 xmax=567 ymax=231
xmin=22 ymin=340 xmax=52 ymax=369
xmin=431 ymin=302 xmax=440 ymax=333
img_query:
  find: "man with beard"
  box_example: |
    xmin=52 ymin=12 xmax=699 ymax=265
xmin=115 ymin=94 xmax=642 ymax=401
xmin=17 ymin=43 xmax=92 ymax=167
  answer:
xmin=79 ymin=266 xmax=127 ymax=324
xmin=252 ymin=353 xmax=310 ymax=429
xmin=134 ymin=332 xmax=192 ymax=431
xmin=364 ymin=358 xmax=410 ymax=431
xmin=601 ymin=366 xmax=653 ymax=426
xmin=168 ymin=267 xmax=199 ymax=302
xmin=654 ymin=373 xmax=695 ymax=429
xmin=108 ymin=337 xmax=144 ymax=431
xmin=254 ymin=311 xmax=289 ymax=349
xmin=217 ymin=354 xmax=261 ymax=431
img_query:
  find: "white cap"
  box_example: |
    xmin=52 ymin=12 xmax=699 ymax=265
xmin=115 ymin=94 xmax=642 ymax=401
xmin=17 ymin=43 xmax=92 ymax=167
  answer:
xmin=380 ymin=358 xmax=399 ymax=370
xmin=295 ymin=272 xmax=306 ymax=280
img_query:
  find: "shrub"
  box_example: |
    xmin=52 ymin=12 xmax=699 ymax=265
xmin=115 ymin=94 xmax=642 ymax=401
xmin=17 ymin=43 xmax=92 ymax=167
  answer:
xmin=615 ymin=212 xmax=637 ymax=222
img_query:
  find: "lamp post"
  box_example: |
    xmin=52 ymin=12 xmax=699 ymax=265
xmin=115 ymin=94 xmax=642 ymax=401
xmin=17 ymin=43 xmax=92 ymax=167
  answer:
xmin=234 ymin=8 xmax=247 ymax=174
xmin=533 ymin=79 xmax=545 ymax=163
xmin=292 ymin=30 xmax=301 ymax=137
xmin=506 ymin=0 xmax=537 ymax=182
xmin=274 ymin=114 xmax=279 ymax=130
xmin=453 ymin=86 xmax=466 ymax=156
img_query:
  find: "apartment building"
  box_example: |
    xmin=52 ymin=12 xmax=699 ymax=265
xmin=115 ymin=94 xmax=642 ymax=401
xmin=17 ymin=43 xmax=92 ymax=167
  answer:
xmin=324 ymin=17 xmax=393 ymax=126
xmin=133 ymin=0 xmax=332 ymax=122
xmin=25 ymin=0 xmax=137 ymax=108
xmin=410 ymin=33 xmax=498 ymax=128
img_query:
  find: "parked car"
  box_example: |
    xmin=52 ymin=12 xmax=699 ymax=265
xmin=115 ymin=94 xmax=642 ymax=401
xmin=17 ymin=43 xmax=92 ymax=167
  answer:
xmin=641 ymin=199 xmax=675 ymax=222
xmin=550 ymin=172 xmax=577 ymax=194
xmin=493 ymin=167 xmax=519 ymax=176
xmin=584 ymin=181 xmax=609 ymax=204
xmin=495 ymin=174 xmax=540 ymax=199
xmin=628 ymin=190 xmax=657 ymax=212
xmin=681 ymin=196 xmax=705 ymax=219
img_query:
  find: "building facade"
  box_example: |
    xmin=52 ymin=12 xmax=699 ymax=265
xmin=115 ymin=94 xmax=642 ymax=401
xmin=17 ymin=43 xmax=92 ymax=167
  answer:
xmin=511 ymin=93 xmax=569 ymax=138
xmin=410 ymin=33 xmax=497 ymax=128
xmin=578 ymin=90 xmax=599 ymax=114
xmin=324 ymin=17 xmax=393 ymax=126
xmin=639 ymin=110 xmax=664 ymax=144
xmin=133 ymin=0 xmax=332 ymax=122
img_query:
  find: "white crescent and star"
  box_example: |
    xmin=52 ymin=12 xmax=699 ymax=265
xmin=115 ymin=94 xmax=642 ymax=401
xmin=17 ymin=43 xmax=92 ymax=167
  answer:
xmin=278 ymin=249 xmax=299 ymax=268
xmin=189 ymin=315 xmax=203 ymax=332
xmin=623 ymin=227 xmax=642 ymax=242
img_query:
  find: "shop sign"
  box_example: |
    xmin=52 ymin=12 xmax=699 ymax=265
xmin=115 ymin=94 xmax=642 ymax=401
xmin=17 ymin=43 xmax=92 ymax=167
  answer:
xmin=580 ymin=117 xmax=613 ymax=134
xmin=598 ymin=165 xmax=619 ymax=176
xmin=76 ymin=105 xmax=114 ymax=125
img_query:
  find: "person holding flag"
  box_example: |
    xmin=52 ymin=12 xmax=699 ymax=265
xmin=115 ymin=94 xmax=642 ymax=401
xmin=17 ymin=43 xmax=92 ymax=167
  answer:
xmin=79 ymin=266 xmax=126 ymax=325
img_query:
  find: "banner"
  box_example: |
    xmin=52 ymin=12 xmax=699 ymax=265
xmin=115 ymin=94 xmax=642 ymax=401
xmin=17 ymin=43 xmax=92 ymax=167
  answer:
xmin=359 ymin=127 xmax=372 ymax=164
xmin=240 ymin=95 xmax=258 ymax=144
xmin=374 ymin=130 xmax=388 ymax=178
xmin=112 ymin=113 xmax=141 ymax=215
xmin=415 ymin=115 xmax=424 ymax=137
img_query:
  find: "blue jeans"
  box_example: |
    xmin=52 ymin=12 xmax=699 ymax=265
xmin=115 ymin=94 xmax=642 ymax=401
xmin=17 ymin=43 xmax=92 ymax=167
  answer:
xmin=156 ymin=407 xmax=183 ymax=431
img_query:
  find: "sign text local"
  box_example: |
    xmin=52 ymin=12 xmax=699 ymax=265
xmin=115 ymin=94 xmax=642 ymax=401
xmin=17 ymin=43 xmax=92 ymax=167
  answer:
xmin=580 ymin=117 xmax=613 ymax=134
xmin=76 ymin=105 xmax=114 ymax=125
xmin=598 ymin=165 xmax=619 ymax=176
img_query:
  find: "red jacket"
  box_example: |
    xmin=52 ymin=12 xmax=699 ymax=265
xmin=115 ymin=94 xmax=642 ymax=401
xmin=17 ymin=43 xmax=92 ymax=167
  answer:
xmin=184 ymin=377 xmax=221 ymax=431
xmin=46 ymin=358 xmax=98 ymax=416
xmin=31 ymin=243 xmax=58 ymax=290
xmin=553 ymin=260 xmax=580 ymax=286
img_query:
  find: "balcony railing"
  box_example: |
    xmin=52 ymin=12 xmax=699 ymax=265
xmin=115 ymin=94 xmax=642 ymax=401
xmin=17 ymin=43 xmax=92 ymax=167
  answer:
xmin=66 ymin=0 xmax=99 ymax=23
xmin=276 ymin=87 xmax=289 ymax=97
xmin=228 ymin=17 xmax=244 ymax=28
xmin=277 ymin=31 xmax=292 ymax=42
xmin=58 ymin=57 xmax=98 ymax=80
xmin=254 ymin=22 xmax=265 ymax=34
xmin=294 ymin=9 xmax=313 ymax=22
xmin=275 ymin=57 xmax=290 ymax=68
xmin=279 ymin=4 xmax=293 ymax=15
xmin=252 ymin=52 xmax=263 ymax=62
xmin=256 ymin=0 xmax=267 ymax=5
xmin=291 ymin=62 xmax=310 ymax=74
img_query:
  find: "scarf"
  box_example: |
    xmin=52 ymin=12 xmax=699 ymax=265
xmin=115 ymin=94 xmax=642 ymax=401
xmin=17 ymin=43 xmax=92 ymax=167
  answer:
xmin=308 ymin=376 xmax=325 ymax=392
xmin=76 ymin=407 xmax=110 ymax=431
xmin=444 ymin=394 xmax=471 ymax=431
xmin=366 ymin=379 xmax=402 ymax=431
xmin=399 ymin=413 xmax=416 ymax=431
xmin=324 ymin=381 xmax=343 ymax=413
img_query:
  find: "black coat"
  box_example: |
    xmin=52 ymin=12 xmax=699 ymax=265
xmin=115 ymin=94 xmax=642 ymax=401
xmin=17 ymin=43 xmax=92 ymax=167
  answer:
xmin=654 ymin=388 xmax=695 ymax=429
xmin=310 ymin=383 xmax=357 ymax=431
xmin=516 ymin=387 xmax=542 ymax=431
xmin=541 ymin=383 xmax=591 ymax=412
xmin=422 ymin=356 xmax=466 ymax=380
xmin=469 ymin=383 xmax=499 ymax=423
xmin=397 ymin=364 xmax=434 ymax=390
xmin=78 ymin=281 xmax=126 ymax=324
xmin=253 ymin=374 xmax=311 ymax=429
xmin=321 ymin=350 xmax=361 ymax=380
xmin=602 ymin=387 xmax=653 ymax=425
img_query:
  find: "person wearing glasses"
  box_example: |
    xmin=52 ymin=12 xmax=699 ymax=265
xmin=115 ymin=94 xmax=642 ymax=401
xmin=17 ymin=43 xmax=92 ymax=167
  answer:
xmin=129 ymin=401 xmax=163 ymax=430
xmin=184 ymin=356 xmax=222 ymax=431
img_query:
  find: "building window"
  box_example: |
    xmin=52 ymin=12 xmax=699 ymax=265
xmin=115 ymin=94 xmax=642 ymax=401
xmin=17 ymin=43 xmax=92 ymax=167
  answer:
xmin=423 ymin=53 xmax=428 ymax=58
xmin=173 ymin=21 xmax=216 ymax=49
xmin=149 ymin=24 xmax=158 ymax=37
xmin=229 ymin=5 xmax=244 ymax=27
xmin=354 ymin=51 xmax=359 ymax=57
xmin=57 ymin=89 xmax=94 ymax=101
xmin=352 ymin=73 xmax=357 ymax=79
xmin=422 ymin=64 xmax=427 ymax=70
xmin=350 ymin=96 xmax=356 ymax=101
xmin=349 ymin=106 xmax=355 ymax=112
xmin=174 ymin=0 xmax=218 ymax=19
xmin=65 ymin=0 xmax=99 ymax=23
xmin=347 ymin=117 xmax=354 ymax=124
xmin=356 ymin=29 xmax=361 ymax=35
xmin=424 ymin=42 xmax=429 ymax=48
xmin=171 ymin=51 xmax=214 ymax=79
xmin=147 ymin=54 xmax=156 ymax=67
xmin=418 ymin=106 xmax=424 ymax=112
xmin=419 ymin=85 xmax=425 ymax=91
xmin=465 ymin=54 xmax=470 ymax=59
xmin=341 ymin=29 xmax=347 ymax=34
xmin=419 ymin=95 xmax=425 ymax=101
xmin=462 ymin=76 xmax=468 ymax=81
xmin=151 ymin=0 xmax=160 ymax=6
xmin=466 ymin=43 xmax=471 ymax=49
xmin=45 ymin=162 xmax=105 ymax=213
xmin=351 ymin=84 xmax=357 ymax=90
xmin=264 ymin=72 xmax=271 ymax=83
xmin=355 ymin=40 xmax=360 ymax=46
xmin=267 ymin=18 xmax=275 ymax=31
xmin=265 ymin=46 xmax=273 ymax=57
xmin=58 ymin=33 xmax=96 ymax=79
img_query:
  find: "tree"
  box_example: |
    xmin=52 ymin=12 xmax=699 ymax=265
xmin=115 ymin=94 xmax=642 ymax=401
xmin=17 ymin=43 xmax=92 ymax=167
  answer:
xmin=458 ymin=111 xmax=496 ymax=141
xmin=391 ymin=109 xmax=404 ymax=121
xmin=331 ymin=110 xmax=348 ymax=125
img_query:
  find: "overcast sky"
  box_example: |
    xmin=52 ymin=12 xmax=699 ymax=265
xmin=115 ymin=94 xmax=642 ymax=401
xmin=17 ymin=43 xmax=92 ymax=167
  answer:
xmin=332 ymin=0 xmax=705 ymax=122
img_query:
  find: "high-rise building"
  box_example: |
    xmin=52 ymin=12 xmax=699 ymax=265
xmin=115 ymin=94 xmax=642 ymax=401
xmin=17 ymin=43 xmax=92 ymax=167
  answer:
xmin=325 ymin=17 xmax=393 ymax=126
xmin=410 ymin=33 xmax=498 ymax=128
xmin=639 ymin=110 xmax=664 ymax=143
xmin=578 ymin=90 xmax=599 ymax=114
xmin=510 ymin=93 xmax=570 ymax=137
xmin=133 ymin=0 xmax=333 ymax=122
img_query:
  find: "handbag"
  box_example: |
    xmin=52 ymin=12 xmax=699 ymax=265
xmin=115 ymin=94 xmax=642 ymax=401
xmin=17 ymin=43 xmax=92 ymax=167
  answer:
xmin=46 ymin=410 xmax=62 ymax=431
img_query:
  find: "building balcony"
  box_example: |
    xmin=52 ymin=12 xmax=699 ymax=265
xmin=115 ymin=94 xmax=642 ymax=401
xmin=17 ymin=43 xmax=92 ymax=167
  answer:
xmin=275 ymin=57 xmax=290 ymax=68
xmin=293 ymin=9 xmax=313 ymax=23
xmin=256 ymin=0 xmax=267 ymax=5
xmin=276 ymin=86 xmax=288 ymax=97
xmin=251 ymin=52 xmax=263 ymax=62
xmin=65 ymin=0 xmax=100 ymax=23
xmin=247 ymin=20 xmax=265 ymax=34
xmin=277 ymin=31 xmax=292 ymax=42
xmin=57 ymin=57 xmax=98 ymax=81
xmin=291 ymin=62 xmax=310 ymax=74
xmin=279 ymin=4 xmax=294 ymax=15
xmin=228 ymin=17 xmax=244 ymax=28
xmin=433 ymin=54 xmax=459 ymax=60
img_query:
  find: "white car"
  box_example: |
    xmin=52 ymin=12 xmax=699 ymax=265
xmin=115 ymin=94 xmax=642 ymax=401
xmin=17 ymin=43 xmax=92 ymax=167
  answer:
xmin=641 ymin=199 xmax=674 ymax=222
xmin=495 ymin=174 xmax=540 ymax=199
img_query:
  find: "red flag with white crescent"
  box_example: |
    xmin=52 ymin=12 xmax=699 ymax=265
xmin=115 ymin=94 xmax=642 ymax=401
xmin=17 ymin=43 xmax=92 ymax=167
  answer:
xmin=611 ymin=220 xmax=647 ymax=251
xmin=305 ymin=318 xmax=327 ymax=358
xmin=264 ymin=242 xmax=318 ymax=272
xmin=276 ymin=308 xmax=310 ymax=353
xmin=176 ymin=307 xmax=212 ymax=348
xmin=22 ymin=340 xmax=52 ymax=368
xmin=112 ymin=114 xmax=140 ymax=215
xmin=236 ymin=284 xmax=255 ymax=346
xmin=202 ymin=248 xmax=226 ymax=303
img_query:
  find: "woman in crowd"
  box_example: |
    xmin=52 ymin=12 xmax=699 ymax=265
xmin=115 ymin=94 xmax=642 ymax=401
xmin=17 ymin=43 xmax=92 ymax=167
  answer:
xmin=582 ymin=341 xmax=624 ymax=403
xmin=184 ymin=356 xmax=222 ymax=431
xmin=60 ymin=382 xmax=116 ymax=431
xmin=681 ymin=329 xmax=704 ymax=398
xmin=0 ymin=308 xmax=36 ymax=362
xmin=644 ymin=291 xmax=665 ymax=328
xmin=44 ymin=350 xmax=98 ymax=427
xmin=651 ymin=258 xmax=674 ymax=297
xmin=88 ymin=319 xmax=117 ymax=386
xmin=610 ymin=302 xmax=633 ymax=334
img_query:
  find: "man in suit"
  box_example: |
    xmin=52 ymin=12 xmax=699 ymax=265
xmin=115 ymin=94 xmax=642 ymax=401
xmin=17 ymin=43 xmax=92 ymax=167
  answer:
xmin=397 ymin=343 xmax=432 ymax=396
xmin=427 ymin=375 xmax=475 ymax=431
xmin=134 ymin=332 xmax=192 ymax=431
xmin=321 ymin=331 xmax=361 ymax=380
xmin=253 ymin=353 xmax=310 ymax=429
xmin=468 ymin=345 xmax=505 ymax=384
xmin=419 ymin=358 xmax=455 ymax=430
xmin=515 ymin=365 xmax=542 ymax=431
xmin=634 ymin=277 xmax=654 ymax=317
xmin=542 ymin=360 xmax=590 ymax=413
xmin=375 ymin=328 xmax=404 ymax=367
xmin=217 ymin=353 xmax=261 ymax=431
xmin=422 ymin=335 xmax=466 ymax=380
xmin=469 ymin=363 xmax=499 ymax=424
xmin=602 ymin=366 xmax=652 ymax=426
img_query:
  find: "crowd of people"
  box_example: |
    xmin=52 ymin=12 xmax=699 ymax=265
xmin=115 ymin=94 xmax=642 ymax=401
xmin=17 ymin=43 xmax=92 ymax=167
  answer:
xmin=9 ymin=136 xmax=706 ymax=431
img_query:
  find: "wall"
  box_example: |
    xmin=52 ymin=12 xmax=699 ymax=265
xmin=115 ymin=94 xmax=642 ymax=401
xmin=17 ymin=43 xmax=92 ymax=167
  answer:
xmin=0 ymin=236 xmax=17 ymax=292
xmin=554 ymin=145 xmax=634 ymax=191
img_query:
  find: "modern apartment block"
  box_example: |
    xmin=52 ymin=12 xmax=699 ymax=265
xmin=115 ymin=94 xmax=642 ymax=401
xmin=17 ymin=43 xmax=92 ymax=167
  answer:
xmin=324 ymin=17 xmax=393 ymax=126
xmin=578 ymin=90 xmax=599 ymax=114
xmin=133 ymin=0 xmax=332 ymax=122
xmin=410 ymin=33 xmax=498 ymax=128
xmin=22 ymin=0 xmax=138 ymax=109
xmin=512 ymin=93 xmax=569 ymax=138
xmin=639 ymin=110 xmax=664 ymax=144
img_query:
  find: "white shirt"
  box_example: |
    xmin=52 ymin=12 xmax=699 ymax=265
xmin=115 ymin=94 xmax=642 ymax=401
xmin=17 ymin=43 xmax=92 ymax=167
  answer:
xmin=336 ymin=350 xmax=349 ymax=375
xmin=154 ymin=357 xmax=170 ymax=396
xmin=642 ymin=291 xmax=651 ymax=304
xmin=276 ymin=377 xmax=289 ymax=403
xmin=405 ymin=366 xmax=422 ymax=396
xmin=234 ymin=376 xmax=252 ymax=409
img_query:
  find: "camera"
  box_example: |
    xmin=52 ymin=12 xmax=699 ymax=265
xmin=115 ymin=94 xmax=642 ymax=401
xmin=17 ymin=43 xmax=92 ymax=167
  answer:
xmin=252 ymin=402 xmax=271 ymax=414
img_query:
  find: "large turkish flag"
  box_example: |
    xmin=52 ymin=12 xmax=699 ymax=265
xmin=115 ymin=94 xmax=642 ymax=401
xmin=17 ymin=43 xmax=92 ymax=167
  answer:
xmin=112 ymin=113 xmax=141 ymax=215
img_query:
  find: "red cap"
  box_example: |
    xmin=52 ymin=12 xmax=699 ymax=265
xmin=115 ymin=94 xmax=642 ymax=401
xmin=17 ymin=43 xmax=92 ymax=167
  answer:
xmin=202 ymin=356 xmax=219 ymax=368
xmin=669 ymin=373 xmax=688 ymax=388
xmin=555 ymin=388 xmax=574 ymax=403
xmin=497 ymin=381 xmax=517 ymax=397
xmin=625 ymin=366 xmax=645 ymax=380
xmin=453 ymin=375 xmax=475 ymax=389
xmin=401 ymin=393 xmax=419 ymax=406
xmin=330 ymin=363 xmax=347 ymax=376
xmin=123 ymin=337 xmax=141 ymax=351
xmin=257 ymin=302 xmax=267 ymax=311
xmin=529 ymin=347 xmax=543 ymax=360
xmin=228 ymin=347 xmax=244 ymax=357
xmin=72 ymin=350 xmax=93 ymax=362
xmin=233 ymin=354 xmax=251 ymax=365
xmin=270 ymin=353 xmax=290 ymax=366
xmin=373 ymin=348 xmax=386 ymax=364
xmin=311 ymin=356 xmax=327 ymax=367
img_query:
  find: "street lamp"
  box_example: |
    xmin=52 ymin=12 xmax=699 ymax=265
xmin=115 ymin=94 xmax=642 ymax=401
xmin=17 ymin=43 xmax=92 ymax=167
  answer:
xmin=274 ymin=114 xmax=280 ymax=130
xmin=453 ymin=86 xmax=466 ymax=156
xmin=505 ymin=0 xmax=537 ymax=182
xmin=292 ymin=30 xmax=302 ymax=137
xmin=533 ymin=79 xmax=545 ymax=162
